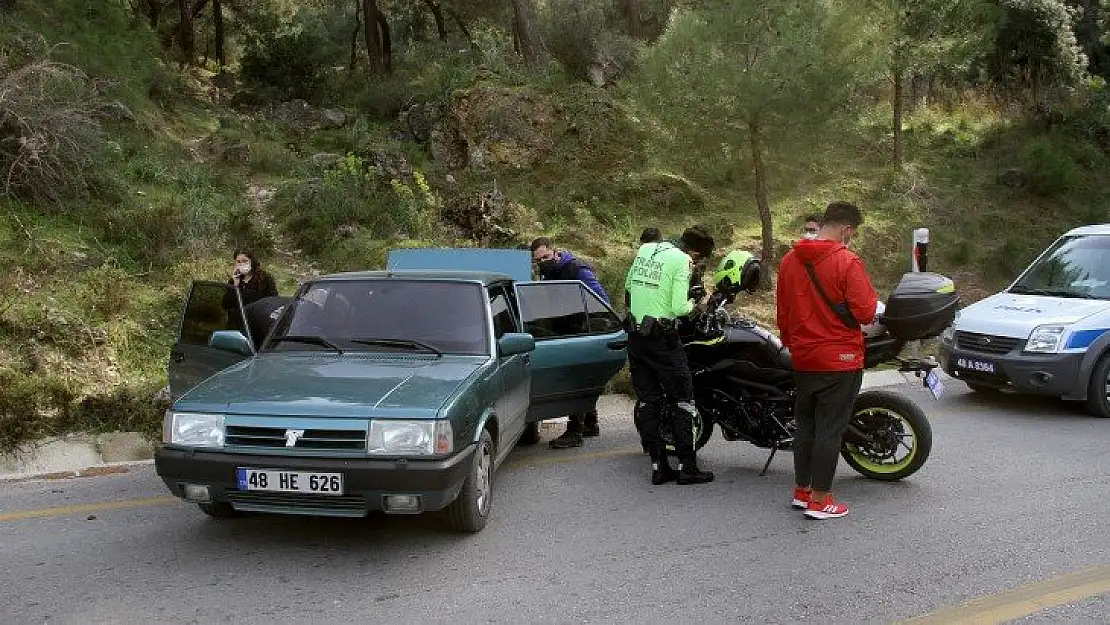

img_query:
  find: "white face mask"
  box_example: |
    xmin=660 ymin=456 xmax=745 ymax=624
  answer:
xmin=802 ymin=232 xmax=817 ymax=240
xmin=236 ymin=262 xmax=252 ymax=275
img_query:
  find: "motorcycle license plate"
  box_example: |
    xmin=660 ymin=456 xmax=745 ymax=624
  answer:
xmin=924 ymin=369 xmax=944 ymax=401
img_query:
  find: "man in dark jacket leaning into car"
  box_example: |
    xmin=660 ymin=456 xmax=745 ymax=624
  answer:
xmin=530 ymin=237 xmax=611 ymax=448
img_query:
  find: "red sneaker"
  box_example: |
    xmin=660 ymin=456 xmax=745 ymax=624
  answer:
xmin=805 ymin=494 xmax=849 ymax=519
xmin=791 ymin=487 xmax=811 ymax=509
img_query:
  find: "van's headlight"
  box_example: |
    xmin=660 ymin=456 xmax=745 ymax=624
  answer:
xmin=1025 ymin=325 xmax=1067 ymax=353
xmin=368 ymin=420 xmax=453 ymax=456
xmin=164 ymin=411 xmax=225 ymax=447
xmin=940 ymin=310 xmax=960 ymax=343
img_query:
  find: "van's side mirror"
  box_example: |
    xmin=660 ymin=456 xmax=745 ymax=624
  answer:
xmin=209 ymin=330 xmax=254 ymax=356
xmin=498 ymin=332 xmax=535 ymax=357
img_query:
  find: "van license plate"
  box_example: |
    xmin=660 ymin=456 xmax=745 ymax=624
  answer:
xmin=924 ymin=369 xmax=944 ymax=401
xmin=956 ymin=357 xmax=995 ymax=374
xmin=236 ymin=468 xmax=345 ymax=495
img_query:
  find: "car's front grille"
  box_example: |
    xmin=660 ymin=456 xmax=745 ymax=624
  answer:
xmin=225 ymin=492 xmax=368 ymax=517
xmin=955 ymin=331 xmax=1022 ymax=355
xmin=225 ymin=426 xmax=366 ymax=451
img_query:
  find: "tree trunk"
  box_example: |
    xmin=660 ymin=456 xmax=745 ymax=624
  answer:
xmin=623 ymin=0 xmax=642 ymax=39
xmin=420 ymin=0 xmax=448 ymax=42
xmin=349 ymin=0 xmax=362 ymax=71
xmin=510 ymin=0 xmax=542 ymax=68
xmin=177 ymin=0 xmax=196 ymax=65
xmin=446 ymin=8 xmax=480 ymax=51
xmin=362 ymin=0 xmax=385 ymax=76
xmin=212 ymin=0 xmax=225 ymax=66
xmin=376 ymin=9 xmax=393 ymax=74
xmin=893 ymin=68 xmax=904 ymax=169
xmin=141 ymin=0 xmax=164 ymax=28
xmin=748 ymin=118 xmax=774 ymax=287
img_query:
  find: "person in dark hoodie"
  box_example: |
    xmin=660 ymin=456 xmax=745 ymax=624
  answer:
xmin=530 ymin=237 xmax=611 ymax=448
xmin=776 ymin=201 xmax=879 ymax=520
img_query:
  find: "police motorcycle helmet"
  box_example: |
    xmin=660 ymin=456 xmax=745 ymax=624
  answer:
xmin=713 ymin=250 xmax=761 ymax=298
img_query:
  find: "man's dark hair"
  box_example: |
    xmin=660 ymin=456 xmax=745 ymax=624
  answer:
xmin=822 ymin=202 xmax=863 ymax=228
xmin=804 ymin=214 xmax=821 ymax=225
xmin=529 ymin=237 xmax=553 ymax=252
xmin=640 ymin=227 xmax=662 ymax=243
xmin=680 ymin=225 xmax=715 ymax=257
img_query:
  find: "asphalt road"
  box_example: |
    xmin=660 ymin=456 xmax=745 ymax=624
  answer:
xmin=4 ymin=383 xmax=1110 ymax=624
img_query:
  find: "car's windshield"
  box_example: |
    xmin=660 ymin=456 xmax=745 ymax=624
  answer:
xmin=1010 ymin=234 xmax=1110 ymax=300
xmin=264 ymin=279 xmax=490 ymax=355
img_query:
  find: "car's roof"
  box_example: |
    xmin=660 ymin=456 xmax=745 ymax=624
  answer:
xmin=314 ymin=269 xmax=514 ymax=286
xmin=1064 ymin=223 xmax=1110 ymax=236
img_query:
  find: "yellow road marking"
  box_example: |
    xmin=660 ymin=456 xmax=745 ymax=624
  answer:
xmin=898 ymin=565 xmax=1110 ymax=624
xmin=0 ymin=446 xmax=643 ymax=522
xmin=0 ymin=496 xmax=180 ymax=522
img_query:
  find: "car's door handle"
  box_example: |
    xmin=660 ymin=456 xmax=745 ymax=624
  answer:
xmin=171 ymin=351 xmax=185 ymax=363
xmin=607 ymin=339 xmax=628 ymax=350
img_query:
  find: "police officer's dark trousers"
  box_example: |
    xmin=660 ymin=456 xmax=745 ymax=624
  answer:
xmin=628 ymin=327 xmax=701 ymax=472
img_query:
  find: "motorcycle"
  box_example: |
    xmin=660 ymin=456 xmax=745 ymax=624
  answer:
xmin=659 ymin=266 xmax=958 ymax=482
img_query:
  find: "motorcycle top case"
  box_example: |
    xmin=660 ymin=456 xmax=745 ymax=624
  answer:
xmin=881 ymin=272 xmax=959 ymax=341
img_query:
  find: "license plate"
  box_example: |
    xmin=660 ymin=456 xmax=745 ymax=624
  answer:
xmin=924 ymin=369 xmax=945 ymax=401
xmin=956 ymin=357 xmax=996 ymax=375
xmin=236 ymin=468 xmax=345 ymax=495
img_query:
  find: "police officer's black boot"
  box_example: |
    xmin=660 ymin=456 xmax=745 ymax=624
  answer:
xmin=549 ymin=415 xmax=584 ymax=449
xmin=650 ymin=451 xmax=679 ymax=485
xmin=676 ymin=456 xmax=715 ymax=485
xmin=582 ymin=411 xmax=600 ymax=437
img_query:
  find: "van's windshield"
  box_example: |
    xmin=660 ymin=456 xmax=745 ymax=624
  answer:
xmin=1009 ymin=234 xmax=1110 ymax=300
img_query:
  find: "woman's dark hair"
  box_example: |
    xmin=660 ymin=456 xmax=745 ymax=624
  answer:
xmin=234 ymin=247 xmax=264 ymax=274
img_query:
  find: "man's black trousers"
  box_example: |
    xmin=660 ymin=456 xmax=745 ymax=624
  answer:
xmin=627 ymin=329 xmax=697 ymax=461
xmin=792 ymin=370 xmax=864 ymax=492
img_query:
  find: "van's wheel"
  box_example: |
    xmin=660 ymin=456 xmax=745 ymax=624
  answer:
xmin=965 ymin=382 xmax=999 ymax=394
xmin=197 ymin=501 xmax=238 ymax=519
xmin=445 ymin=429 xmax=494 ymax=533
xmin=1085 ymin=354 xmax=1110 ymax=418
xmin=519 ymin=421 xmax=541 ymax=445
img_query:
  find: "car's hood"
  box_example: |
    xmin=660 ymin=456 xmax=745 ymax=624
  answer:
xmin=956 ymin=291 xmax=1110 ymax=337
xmin=175 ymin=353 xmax=487 ymax=418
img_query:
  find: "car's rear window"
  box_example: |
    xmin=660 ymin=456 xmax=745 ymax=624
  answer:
xmin=265 ymin=279 xmax=490 ymax=355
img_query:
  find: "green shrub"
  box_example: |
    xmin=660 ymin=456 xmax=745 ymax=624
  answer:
xmin=1021 ymin=137 xmax=1081 ymax=197
xmin=240 ymin=15 xmax=332 ymax=102
xmin=0 ymin=369 xmax=75 ymax=452
xmin=542 ymin=0 xmax=640 ymax=83
xmin=273 ymin=153 xmax=437 ymax=255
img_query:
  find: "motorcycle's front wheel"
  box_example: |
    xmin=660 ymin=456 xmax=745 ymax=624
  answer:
xmin=841 ymin=390 xmax=932 ymax=481
xmin=660 ymin=407 xmax=715 ymax=457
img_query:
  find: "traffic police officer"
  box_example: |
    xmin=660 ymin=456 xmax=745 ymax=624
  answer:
xmin=623 ymin=225 xmax=716 ymax=485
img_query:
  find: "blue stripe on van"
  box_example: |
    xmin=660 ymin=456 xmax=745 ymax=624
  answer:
xmin=1067 ymin=329 xmax=1110 ymax=350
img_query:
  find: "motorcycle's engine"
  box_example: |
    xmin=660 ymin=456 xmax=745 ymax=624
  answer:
xmin=701 ymin=388 xmax=794 ymax=445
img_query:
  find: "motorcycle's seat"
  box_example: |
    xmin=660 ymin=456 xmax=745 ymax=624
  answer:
xmin=727 ymin=360 xmax=793 ymax=385
xmin=773 ymin=347 xmax=793 ymax=371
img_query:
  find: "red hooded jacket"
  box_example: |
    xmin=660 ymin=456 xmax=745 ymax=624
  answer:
xmin=776 ymin=239 xmax=879 ymax=372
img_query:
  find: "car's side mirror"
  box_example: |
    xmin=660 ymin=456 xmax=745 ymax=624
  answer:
xmin=209 ymin=330 xmax=254 ymax=356
xmin=498 ymin=332 xmax=535 ymax=357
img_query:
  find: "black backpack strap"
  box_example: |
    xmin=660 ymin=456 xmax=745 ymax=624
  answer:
xmin=802 ymin=261 xmax=860 ymax=330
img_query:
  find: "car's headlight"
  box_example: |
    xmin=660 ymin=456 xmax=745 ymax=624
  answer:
xmin=367 ymin=420 xmax=453 ymax=456
xmin=1025 ymin=324 xmax=1067 ymax=353
xmin=164 ymin=411 xmax=225 ymax=447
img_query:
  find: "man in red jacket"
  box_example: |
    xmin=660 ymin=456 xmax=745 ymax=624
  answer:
xmin=776 ymin=201 xmax=879 ymax=520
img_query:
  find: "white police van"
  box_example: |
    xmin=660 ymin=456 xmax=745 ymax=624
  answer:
xmin=938 ymin=224 xmax=1110 ymax=417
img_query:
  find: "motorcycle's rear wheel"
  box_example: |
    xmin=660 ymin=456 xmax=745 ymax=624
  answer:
xmin=841 ymin=390 xmax=932 ymax=481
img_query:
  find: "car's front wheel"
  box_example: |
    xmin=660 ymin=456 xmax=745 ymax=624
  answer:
xmin=444 ymin=429 xmax=494 ymax=533
xmin=197 ymin=501 xmax=238 ymax=519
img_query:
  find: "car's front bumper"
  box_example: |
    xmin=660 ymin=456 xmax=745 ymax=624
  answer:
xmin=155 ymin=445 xmax=475 ymax=517
xmin=938 ymin=341 xmax=1085 ymax=397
